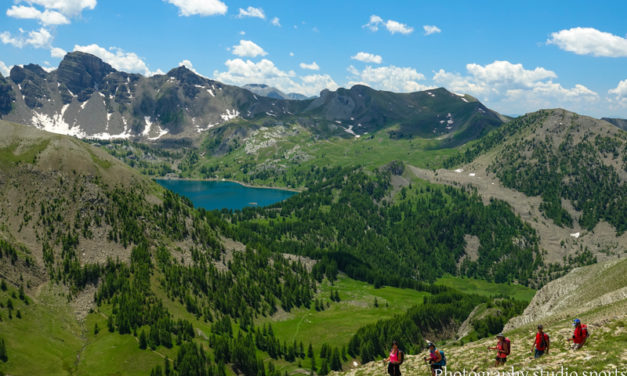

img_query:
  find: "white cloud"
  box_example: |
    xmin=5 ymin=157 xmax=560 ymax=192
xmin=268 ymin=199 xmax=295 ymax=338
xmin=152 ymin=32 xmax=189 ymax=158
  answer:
xmin=289 ymin=52 xmax=294 ymax=57
xmin=7 ymin=5 xmax=70 ymax=25
xmin=423 ymin=25 xmax=441 ymax=35
xmin=21 ymin=0 xmax=97 ymax=17
xmin=363 ymin=15 xmax=383 ymax=32
xmin=609 ymin=79 xmax=627 ymax=106
xmin=299 ymin=62 xmax=319 ymax=71
xmin=50 ymin=46 xmax=66 ymax=58
xmin=213 ymin=58 xmax=338 ymax=97
xmin=271 ymin=17 xmax=280 ymax=27
xmin=178 ymin=59 xmax=195 ymax=71
xmin=351 ymin=52 xmax=382 ymax=64
xmin=363 ymin=15 xmax=413 ymax=35
xmin=609 ymin=79 xmax=627 ymax=98
xmin=166 ymin=0 xmax=227 ymax=16
xmin=466 ymin=60 xmax=556 ymax=86
xmin=385 ymin=20 xmax=413 ymax=35
xmin=547 ymin=27 xmax=627 ymax=57
xmin=1 ymin=27 xmax=53 ymax=48
xmin=433 ymin=60 xmax=599 ymax=114
xmin=73 ymin=44 xmax=153 ymax=76
xmin=0 ymin=61 xmax=11 ymax=76
xmin=237 ymin=6 xmax=265 ymax=19
xmin=347 ymin=65 xmax=430 ymax=92
xmin=232 ymin=39 xmax=267 ymax=58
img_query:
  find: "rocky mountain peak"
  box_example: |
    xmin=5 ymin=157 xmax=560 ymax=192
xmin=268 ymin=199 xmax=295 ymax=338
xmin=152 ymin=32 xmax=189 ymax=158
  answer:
xmin=57 ymin=51 xmax=116 ymax=101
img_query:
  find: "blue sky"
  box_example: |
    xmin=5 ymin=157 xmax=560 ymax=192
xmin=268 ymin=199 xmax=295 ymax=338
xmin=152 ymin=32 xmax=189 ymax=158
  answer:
xmin=1 ymin=0 xmax=627 ymax=117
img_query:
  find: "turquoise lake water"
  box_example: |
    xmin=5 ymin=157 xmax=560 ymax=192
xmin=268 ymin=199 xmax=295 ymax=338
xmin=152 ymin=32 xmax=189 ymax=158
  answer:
xmin=155 ymin=179 xmax=297 ymax=210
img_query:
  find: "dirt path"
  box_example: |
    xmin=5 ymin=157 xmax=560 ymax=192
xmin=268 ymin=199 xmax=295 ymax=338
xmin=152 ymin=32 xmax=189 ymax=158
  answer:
xmin=407 ymin=165 xmax=627 ymax=264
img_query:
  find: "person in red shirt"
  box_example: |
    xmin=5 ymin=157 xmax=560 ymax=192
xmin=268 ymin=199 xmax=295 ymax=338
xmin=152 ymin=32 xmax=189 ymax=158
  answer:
xmin=531 ymin=324 xmax=550 ymax=358
xmin=488 ymin=333 xmax=510 ymax=367
xmin=568 ymin=319 xmax=588 ymax=350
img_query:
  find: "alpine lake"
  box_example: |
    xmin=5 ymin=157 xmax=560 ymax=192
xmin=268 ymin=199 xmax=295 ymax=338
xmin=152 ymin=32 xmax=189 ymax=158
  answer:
xmin=155 ymin=179 xmax=297 ymax=210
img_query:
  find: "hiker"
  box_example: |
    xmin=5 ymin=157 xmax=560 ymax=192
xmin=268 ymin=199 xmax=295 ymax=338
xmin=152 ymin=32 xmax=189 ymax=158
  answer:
xmin=423 ymin=342 xmax=446 ymax=376
xmin=386 ymin=340 xmax=404 ymax=376
xmin=487 ymin=333 xmax=510 ymax=367
xmin=568 ymin=318 xmax=588 ymax=350
xmin=531 ymin=324 xmax=550 ymax=358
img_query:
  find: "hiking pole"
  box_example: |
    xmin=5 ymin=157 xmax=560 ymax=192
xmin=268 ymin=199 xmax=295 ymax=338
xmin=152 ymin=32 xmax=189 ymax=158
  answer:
xmin=423 ymin=357 xmax=432 ymax=376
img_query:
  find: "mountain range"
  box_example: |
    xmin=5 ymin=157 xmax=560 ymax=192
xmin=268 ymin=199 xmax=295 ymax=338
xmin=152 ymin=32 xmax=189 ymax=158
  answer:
xmin=1 ymin=52 xmax=505 ymax=145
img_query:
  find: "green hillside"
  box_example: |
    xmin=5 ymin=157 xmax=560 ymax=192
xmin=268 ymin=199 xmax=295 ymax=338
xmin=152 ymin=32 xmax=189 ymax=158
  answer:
xmin=333 ymin=258 xmax=627 ymax=375
xmin=444 ymin=109 xmax=627 ymax=233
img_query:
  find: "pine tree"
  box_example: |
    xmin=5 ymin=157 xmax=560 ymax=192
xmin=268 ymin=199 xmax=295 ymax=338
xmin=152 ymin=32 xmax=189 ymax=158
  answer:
xmin=307 ymin=343 xmax=314 ymax=359
xmin=107 ymin=315 xmax=114 ymax=332
xmin=0 ymin=337 xmax=7 ymax=362
xmin=331 ymin=348 xmax=342 ymax=371
xmin=319 ymin=358 xmax=329 ymax=375
xmin=139 ymin=330 xmax=147 ymax=350
xmin=164 ymin=357 xmax=171 ymax=376
xmin=374 ymin=297 xmax=379 ymax=307
xmin=320 ymin=343 xmax=328 ymax=359
xmin=0 ymin=280 xmax=6 ymax=291
xmin=94 ymin=323 xmax=99 ymax=335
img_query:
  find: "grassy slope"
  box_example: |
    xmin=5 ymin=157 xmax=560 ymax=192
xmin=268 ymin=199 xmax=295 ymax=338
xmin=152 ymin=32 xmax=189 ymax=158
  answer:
xmin=334 ymin=259 xmax=627 ymax=375
xmin=435 ymin=275 xmax=536 ymax=302
xmin=260 ymin=274 xmax=430 ymax=351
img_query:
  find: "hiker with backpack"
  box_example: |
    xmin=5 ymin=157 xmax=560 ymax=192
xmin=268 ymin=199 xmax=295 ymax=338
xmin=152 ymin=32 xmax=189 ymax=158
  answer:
xmin=531 ymin=324 xmax=550 ymax=358
xmin=568 ymin=319 xmax=588 ymax=350
xmin=488 ymin=333 xmax=510 ymax=367
xmin=423 ymin=342 xmax=446 ymax=376
xmin=386 ymin=340 xmax=404 ymax=376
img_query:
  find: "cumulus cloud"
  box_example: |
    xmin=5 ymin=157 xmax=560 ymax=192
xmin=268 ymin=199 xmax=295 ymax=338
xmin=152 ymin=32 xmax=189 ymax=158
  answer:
xmin=73 ymin=44 xmax=153 ymax=75
xmin=351 ymin=52 xmax=382 ymax=64
xmin=271 ymin=17 xmax=280 ymax=26
xmin=231 ymin=40 xmax=267 ymax=58
xmin=237 ymin=6 xmax=265 ymax=19
xmin=1 ymin=27 xmax=53 ymax=48
xmin=347 ymin=65 xmax=431 ymax=92
xmin=213 ymin=58 xmax=338 ymax=97
xmin=609 ymin=79 xmax=627 ymax=106
xmin=6 ymin=5 xmax=70 ymax=25
xmin=20 ymin=0 xmax=97 ymax=17
xmin=434 ymin=60 xmax=599 ymax=114
xmin=166 ymin=0 xmax=227 ymax=16
xmin=547 ymin=27 xmax=627 ymax=57
xmin=423 ymin=25 xmax=441 ymax=35
xmin=0 ymin=61 xmax=11 ymax=76
xmin=299 ymin=62 xmax=319 ymax=71
xmin=363 ymin=15 xmax=413 ymax=35
xmin=50 ymin=46 xmax=66 ymax=58
xmin=363 ymin=15 xmax=383 ymax=32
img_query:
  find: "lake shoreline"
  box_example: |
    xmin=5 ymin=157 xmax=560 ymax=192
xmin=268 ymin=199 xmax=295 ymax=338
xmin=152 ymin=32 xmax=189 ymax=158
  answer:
xmin=154 ymin=176 xmax=303 ymax=193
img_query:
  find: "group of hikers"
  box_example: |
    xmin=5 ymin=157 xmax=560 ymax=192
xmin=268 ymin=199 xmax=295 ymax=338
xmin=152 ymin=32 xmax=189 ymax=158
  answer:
xmin=384 ymin=319 xmax=589 ymax=375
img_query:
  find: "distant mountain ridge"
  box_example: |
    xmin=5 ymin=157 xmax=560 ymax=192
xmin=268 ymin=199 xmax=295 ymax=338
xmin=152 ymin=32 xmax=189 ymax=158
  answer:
xmin=602 ymin=117 xmax=627 ymax=131
xmin=242 ymin=83 xmax=310 ymax=100
xmin=0 ymin=52 xmax=506 ymax=144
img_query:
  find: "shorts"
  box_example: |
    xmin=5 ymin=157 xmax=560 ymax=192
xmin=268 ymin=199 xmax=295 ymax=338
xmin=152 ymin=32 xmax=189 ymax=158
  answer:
xmin=496 ymin=357 xmax=507 ymax=363
xmin=431 ymin=364 xmax=443 ymax=371
xmin=534 ymin=349 xmax=545 ymax=358
xmin=388 ymin=363 xmax=401 ymax=376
